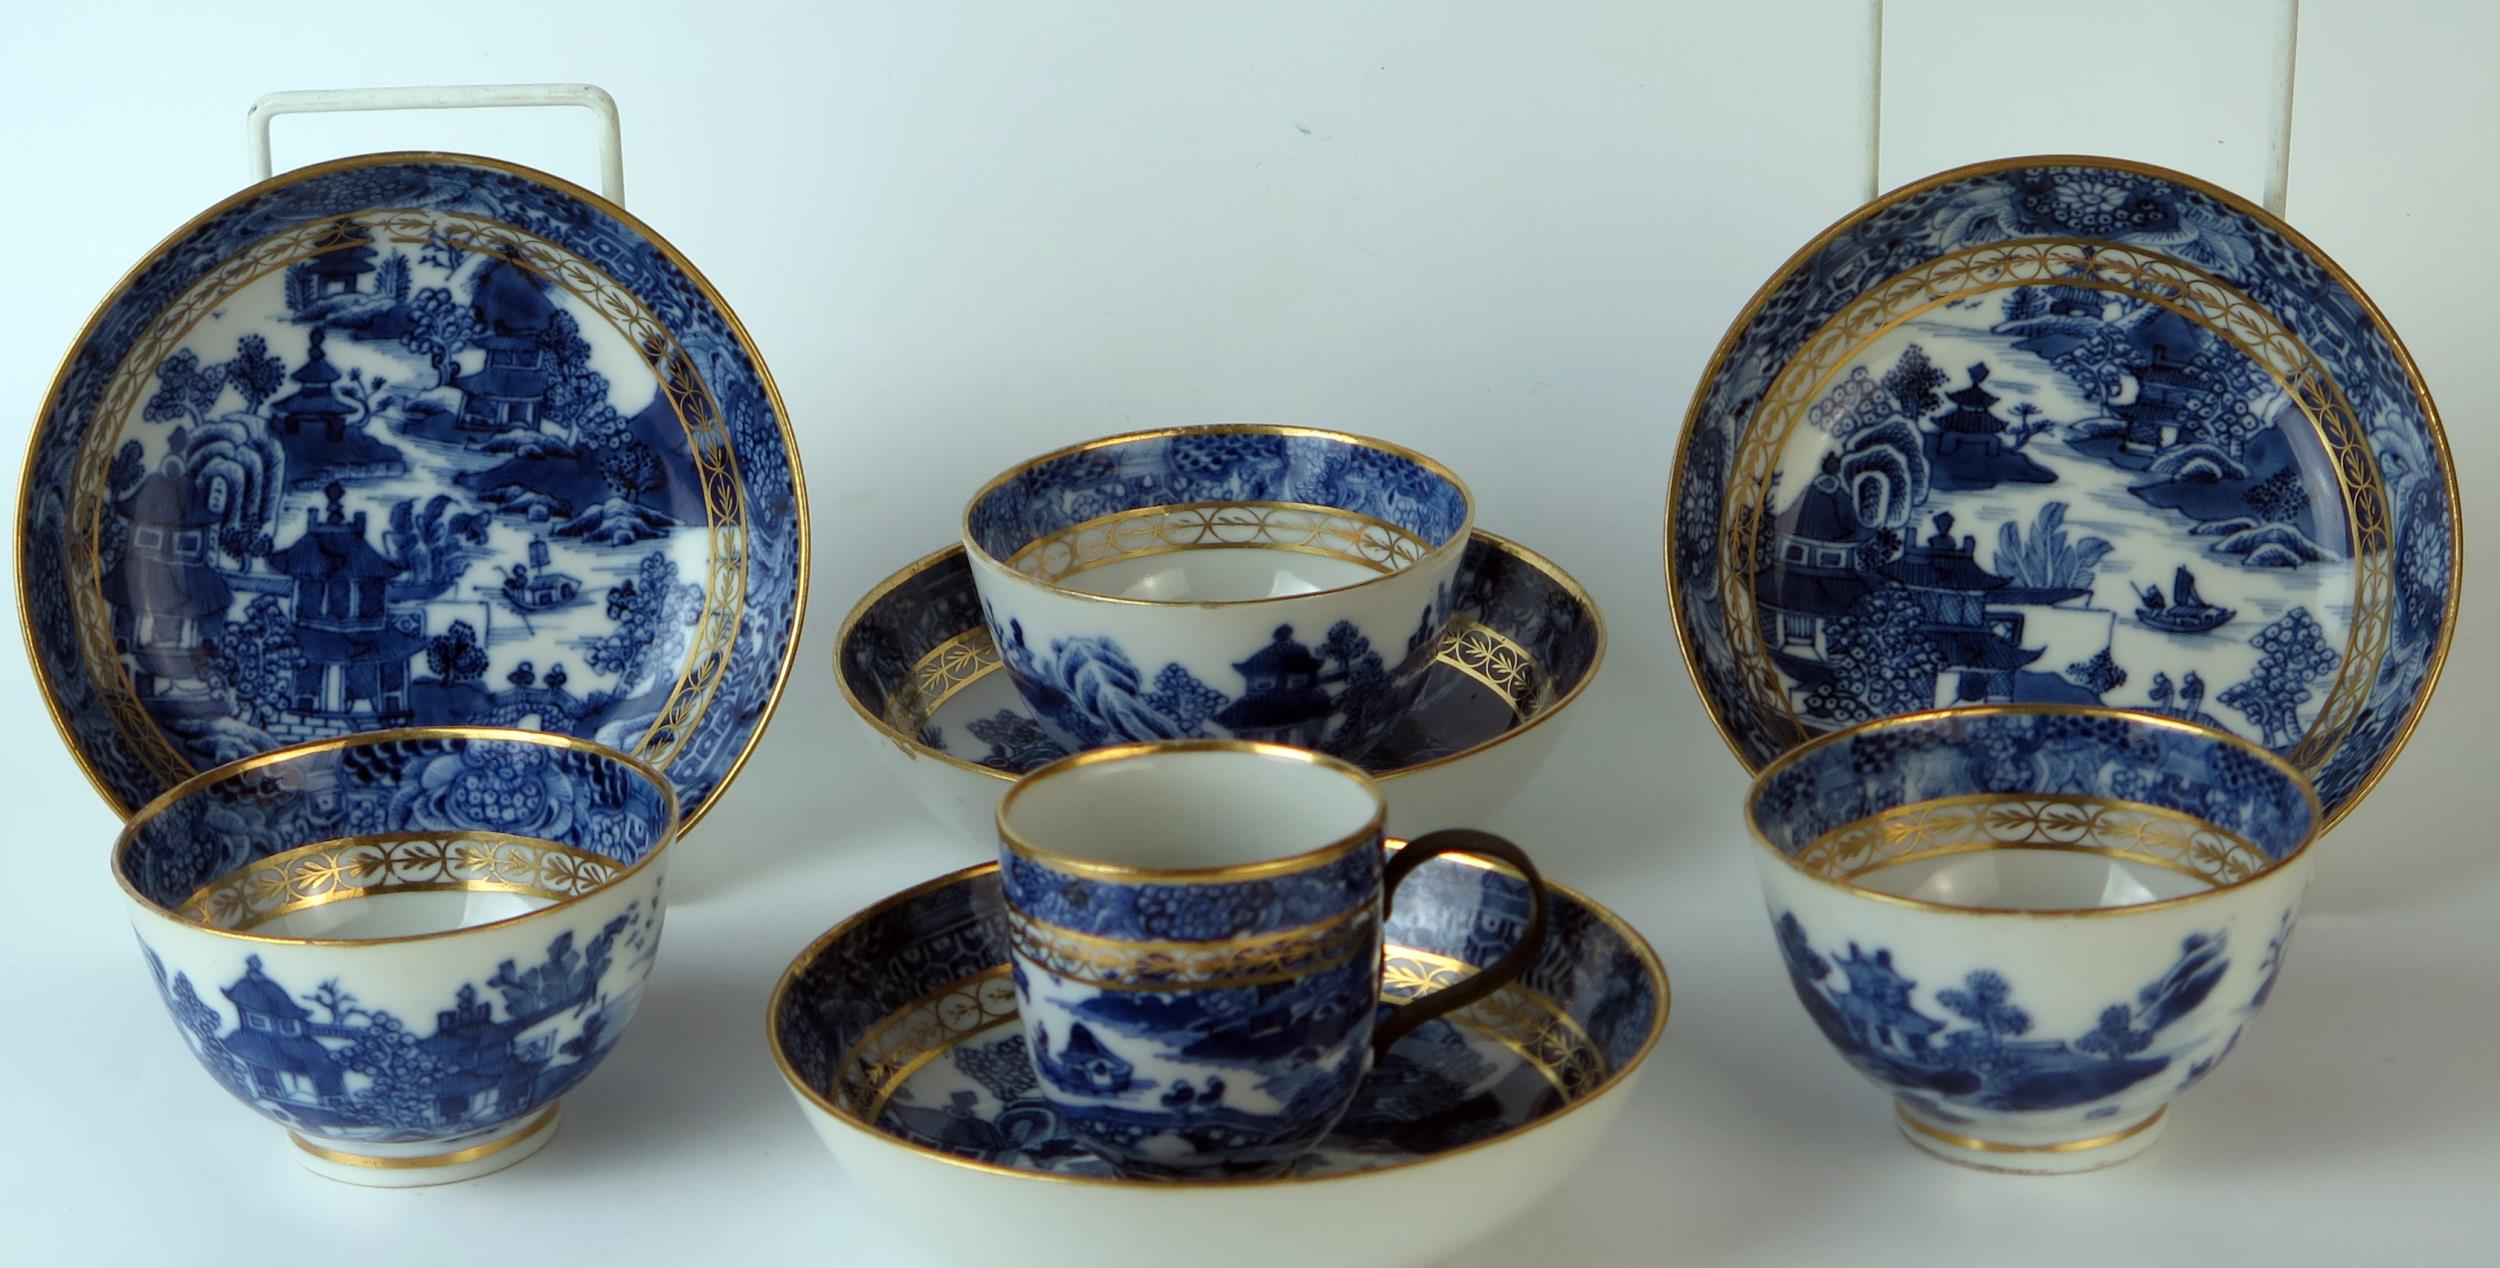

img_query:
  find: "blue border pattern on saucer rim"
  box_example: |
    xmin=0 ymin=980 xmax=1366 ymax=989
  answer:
xmin=767 ymin=849 xmax=1668 ymax=1186
xmin=1666 ymin=154 xmax=2459 ymax=828
xmin=17 ymin=152 xmax=809 ymax=834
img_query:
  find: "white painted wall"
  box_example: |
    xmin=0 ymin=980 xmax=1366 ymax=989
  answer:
xmin=0 ymin=2 xmax=2487 ymax=1261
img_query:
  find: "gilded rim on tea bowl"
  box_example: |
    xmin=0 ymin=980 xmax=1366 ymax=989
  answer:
xmin=17 ymin=152 xmax=809 ymax=834
xmin=766 ymin=848 xmax=1667 ymax=1268
xmin=1743 ymin=705 xmax=2321 ymax=1174
xmin=959 ymin=424 xmax=1476 ymax=763
xmin=832 ymin=530 xmax=1604 ymax=842
xmin=114 ymin=725 xmax=679 ymax=1186
xmin=1665 ymin=154 xmax=2458 ymax=828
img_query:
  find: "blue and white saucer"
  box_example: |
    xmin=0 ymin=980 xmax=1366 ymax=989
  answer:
xmin=18 ymin=153 xmax=808 ymax=832
xmin=768 ymin=850 xmax=1667 ymax=1268
xmin=1669 ymin=156 xmax=2458 ymax=826
xmin=835 ymin=531 xmax=1602 ymax=841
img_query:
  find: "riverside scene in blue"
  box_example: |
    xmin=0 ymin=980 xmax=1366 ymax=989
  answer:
xmin=141 ymin=907 xmax=656 ymax=1145
xmin=1674 ymin=160 xmax=2456 ymax=820
xmin=24 ymin=157 xmax=804 ymax=822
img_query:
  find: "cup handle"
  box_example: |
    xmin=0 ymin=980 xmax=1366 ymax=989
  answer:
xmin=1370 ymin=829 xmax=1551 ymax=1058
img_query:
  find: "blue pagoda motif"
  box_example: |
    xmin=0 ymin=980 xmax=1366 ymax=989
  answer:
xmin=1775 ymin=912 xmax=2231 ymax=1113
xmin=2116 ymin=310 xmax=2207 ymax=456
xmin=1035 ymin=1022 xmax=1136 ymax=1096
xmin=102 ymin=462 xmax=232 ymax=695
xmin=457 ymin=260 xmax=556 ymax=432
xmin=1884 ymin=512 xmax=2045 ymax=704
xmin=304 ymin=222 xmax=378 ymax=299
xmin=420 ymin=983 xmax=552 ymax=1122
xmin=267 ymin=326 xmax=358 ymax=445
xmin=1924 ymin=362 xmax=2055 ymax=487
xmin=1826 ymin=944 xmax=1946 ymax=1053
xmin=219 ymin=955 xmax=351 ymax=1108
xmin=144 ymin=910 xmax=645 ymax=1143
xmin=1211 ymin=625 xmax=1335 ymax=746
xmin=267 ymin=482 xmax=426 ymax=718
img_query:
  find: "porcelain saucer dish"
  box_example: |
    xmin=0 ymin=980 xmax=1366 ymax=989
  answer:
xmin=836 ymin=530 xmax=1602 ymax=841
xmin=768 ymin=850 xmax=1665 ymax=1268
xmin=19 ymin=152 xmax=808 ymax=832
xmin=1667 ymin=155 xmax=2457 ymax=826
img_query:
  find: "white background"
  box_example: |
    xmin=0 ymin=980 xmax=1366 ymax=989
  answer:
xmin=2 ymin=1 xmax=2492 ymax=1261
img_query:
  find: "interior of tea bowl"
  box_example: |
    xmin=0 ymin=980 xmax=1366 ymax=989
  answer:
xmin=111 ymin=726 xmax=679 ymax=1187
xmin=834 ymin=530 xmax=1603 ymax=844
xmin=958 ymin=425 xmax=1474 ymax=762
xmin=1743 ymin=705 xmax=2320 ymax=1175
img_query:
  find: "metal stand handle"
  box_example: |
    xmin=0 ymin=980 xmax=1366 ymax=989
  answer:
xmin=247 ymin=83 xmax=625 ymax=205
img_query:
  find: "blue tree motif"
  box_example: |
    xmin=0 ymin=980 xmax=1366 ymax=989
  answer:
xmin=338 ymin=1007 xmax=444 ymax=1125
xmin=226 ymin=333 xmax=285 ymax=409
xmin=107 ymin=440 xmax=147 ymax=494
xmin=1881 ymin=342 xmax=1950 ymax=421
xmin=1774 ymin=912 xmax=1829 ymax=979
xmin=400 ymin=286 xmax=484 ymax=390
xmin=2074 ymin=1005 xmax=2155 ymax=1060
xmin=1806 ymin=364 xmax=1892 ymax=437
xmin=966 ymin=710 xmax=1066 ymax=772
xmin=1937 ymin=971 xmax=2032 ymax=1038
xmin=586 ymin=552 xmax=703 ymax=697
xmin=1140 ymin=663 xmax=1225 ymax=735
xmin=202 ymin=594 xmax=303 ymax=726
xmin=145 ymin=348 xmax=229 ymax=427
xmin=2066 ymin=648 xmax=2127 ymax=696
xmin=1320 ymin=619 xmax=1393 ymax=740
xmin=2217 ymin=607 xmax=2340 ymax=748
xmin=1822 ymin=584 xmax=1943 ymax=719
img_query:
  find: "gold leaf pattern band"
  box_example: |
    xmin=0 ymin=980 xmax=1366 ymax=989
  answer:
xmin=1002 ymin=906 xmax=1378 ymax=992
xmin=176 ymin=831 xmax=626 ymax=931
xmin=834 ymin=949 xmax=1606 ymax=1124
xmin=884 ymin=616 xmax=1550 ymax=741
xmin=1790 ymin=793 xmax=2273 ymax=889
xmin=1006 ymin=501 xmax=1435 ymax=586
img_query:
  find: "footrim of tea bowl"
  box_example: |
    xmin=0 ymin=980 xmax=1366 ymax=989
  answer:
xmin=286 ymin=1104 xmax=562 ymax=1188
xmin=1893 ymin=1103 xmax=2168 ymax=1176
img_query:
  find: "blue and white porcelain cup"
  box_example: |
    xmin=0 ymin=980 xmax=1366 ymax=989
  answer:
xmin=994 ymin=740 xmax=1549 ymax=1179
xmin=1746 ymin=706 xmax=2320 ymax=1174
xmin=962 ymin=425 xmax=1474 ymax=762
xmin=113 ymin=727 xmax=677 ymax=1186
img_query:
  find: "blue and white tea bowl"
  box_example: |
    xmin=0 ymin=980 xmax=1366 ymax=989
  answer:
xmin=114 ymin=726 xmax=677 ymax=1185
xmin=835 ymin=530 xmax=1601 ymax=843
xmin=962 ymin=425 xmax=1474 ymax=762
xmin=1747 ymin=706 xmax=2319 ymax=1173
xmin=768 ymin=848 xmax=1667 ymax=1268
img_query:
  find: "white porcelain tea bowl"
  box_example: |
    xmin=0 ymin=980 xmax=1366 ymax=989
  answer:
xmin=114 ymin=726 xmax=677 ymax=1186
xmin=961 ymin=425 xmax=1474 ymax=761
xmin=1746 ymin=705 xmax=2320 ymax=1174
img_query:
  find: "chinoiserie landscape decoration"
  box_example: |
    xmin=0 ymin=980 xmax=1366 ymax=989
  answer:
xmin=1669 ymin=156 xmax=2457 ymax=826
xmin=20 ymin=152 xmax=808 ymax=832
